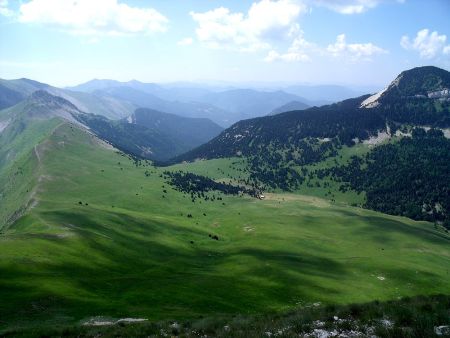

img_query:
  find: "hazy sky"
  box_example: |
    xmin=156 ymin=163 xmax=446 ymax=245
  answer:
xmin=0 ymin=0 xmax=449 ymax=87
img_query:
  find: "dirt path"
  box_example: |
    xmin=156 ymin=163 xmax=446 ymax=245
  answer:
xmin=34 ymin=145 xmax=41 ymax=163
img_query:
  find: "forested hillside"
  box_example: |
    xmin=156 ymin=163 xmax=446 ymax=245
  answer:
xmin=130 ymin=108 xmax=223 ymax=150
xmin=317 ymin=128 xmax=450 ymax=228
xmin=76 ymin=108 xmax=223 ymax=161
xmin=168 ymin=66 xmax=450 ymax=228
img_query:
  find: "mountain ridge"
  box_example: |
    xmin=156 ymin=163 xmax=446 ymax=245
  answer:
xmin=171 ymin=66 xmax=450 ymax=165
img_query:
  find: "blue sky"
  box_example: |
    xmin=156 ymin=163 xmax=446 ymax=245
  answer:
xmin=0 ymin=0 xmax=449 ymax=87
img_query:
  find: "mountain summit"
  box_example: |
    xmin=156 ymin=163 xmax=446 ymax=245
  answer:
xmin=361 ymin=66 xmax=450 ymax=108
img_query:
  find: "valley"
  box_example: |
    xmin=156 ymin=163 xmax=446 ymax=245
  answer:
xmin=0 ymin=63 xmax=449 ymax=337
xmin=0 ymin=112 xmax=449 ymax=334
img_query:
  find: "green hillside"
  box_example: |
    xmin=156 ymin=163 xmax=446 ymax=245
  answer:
xmin=75 ymin=107 xmax=223 ymax=161
xmin=0 ymin=92 xmax=77 ymax=226
xmin=0 ymin=120 xmax=449 ymax=334
xmin=169 ymin=67 xmax=450 ymax=229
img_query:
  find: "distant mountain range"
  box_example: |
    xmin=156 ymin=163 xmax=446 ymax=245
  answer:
xmin=199 ymin=89 xmax=308 ymax=121
xmin=92 ymin=86 xmax=232 ymax=127
xmin=0 ymin=78 xmax=135 ymax=120
xmin=67 ymin=79 xmax=367 ymax=125
xmin=0 ymin=90 xmax=223 ymax=162
xmin=173 ymin=66 xmax=450 ymax=164
xmin=1 ymin=78 xmax=374 ymax=129
xmin=68 ymin=80 xmax=318 ymax=126
xmin=282 ymin=84 xmax=367 ymax=103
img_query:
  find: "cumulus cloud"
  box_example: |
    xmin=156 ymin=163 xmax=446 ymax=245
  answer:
xmin=190 ymin=0 xmax=307 ymax=51
xmin=266 ymin=32 xmax=386 ymax=62
xmin=177 ymin=37 xmax=193 ymax=46
xmin=327 ymin=34 xmax=387 ymax=60
xmin=18 ymin=0 xmax=169 ymax=36
xmin=401 ymin=29 xmax=450 ymax=59
xmin=0 ymin=0 xmax=13 ymax=16
xmin=265 ymin=31 xmax=315 ymax=62
xmin=313 ymin=0 xmax=402 ymax=14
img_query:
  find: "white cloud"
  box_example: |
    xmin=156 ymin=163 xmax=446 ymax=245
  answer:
xmin=0 ymin=0 xmax=13 ymax=16
xmin=313 ymin=0 xmax=402 ymax=14
xmin=190 ymin=0 xmax=307 ymax=51
xmin=177 ymin=37 xmax=193 ymax=46
xmin=18 ymin=0 xmax=168 ymax=36
xmin=266 ymin=32 xmax=386 ymax=62
xmin=401 ymin=29 xmax=450 ymax=59
xmin=327 ymin=34 xmax=387 ymax=60
xmin=264 ymin=31 xmax=314 ymax=62
xmin=264 ymin=50 xmax=309 ymax=62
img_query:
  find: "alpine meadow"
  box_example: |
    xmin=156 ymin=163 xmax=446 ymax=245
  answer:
xmin=0 ymin=1 xmax=450 ymax=337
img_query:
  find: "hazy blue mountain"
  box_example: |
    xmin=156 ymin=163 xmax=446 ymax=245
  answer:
xmin=66 ymin=79 xmax=126 ymax=92
xmin=282 ymin=84 xmax=364 ymax=103
xmin=199 ymin=89 xmax=308 ymax=120
xmin=94 ymin=86 xmax=234 ymax=126
xmin=52 ymin=89 xmax=136 ymax=120
xmin=0 ymin=83 xmax=25 ymax=110
xmin=0 ymin=78 xmax=50 ymax=109
xmin=68 ymin=79 xmax=213 ymax=103
xmin=69 ymin=80 xmax=317 ymax=123
xmin=0 ymin=78 xmax=135 ymax=120
xmin=269 ymin=100 xmax=310 ymax=115
xmin=0 ymin=78 xmax=49 ymax=95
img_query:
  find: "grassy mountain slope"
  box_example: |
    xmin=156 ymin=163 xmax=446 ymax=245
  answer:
xmin=0 ymin=118 xmax=449 ymax=333
xmin=0 ymin=91 xmax=85 ymax=226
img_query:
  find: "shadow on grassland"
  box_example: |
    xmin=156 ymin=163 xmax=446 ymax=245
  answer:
xmin=334 ymin=208 xmax=450 ymax=245
xmin=0 ymin=207 xmax=448 ymax=332
xmin=0 ymin=208 xmax=346 ymax=331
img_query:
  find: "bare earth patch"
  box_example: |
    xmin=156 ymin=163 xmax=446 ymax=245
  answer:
xmin=263 ymin=193 xmax=330 ymax=208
